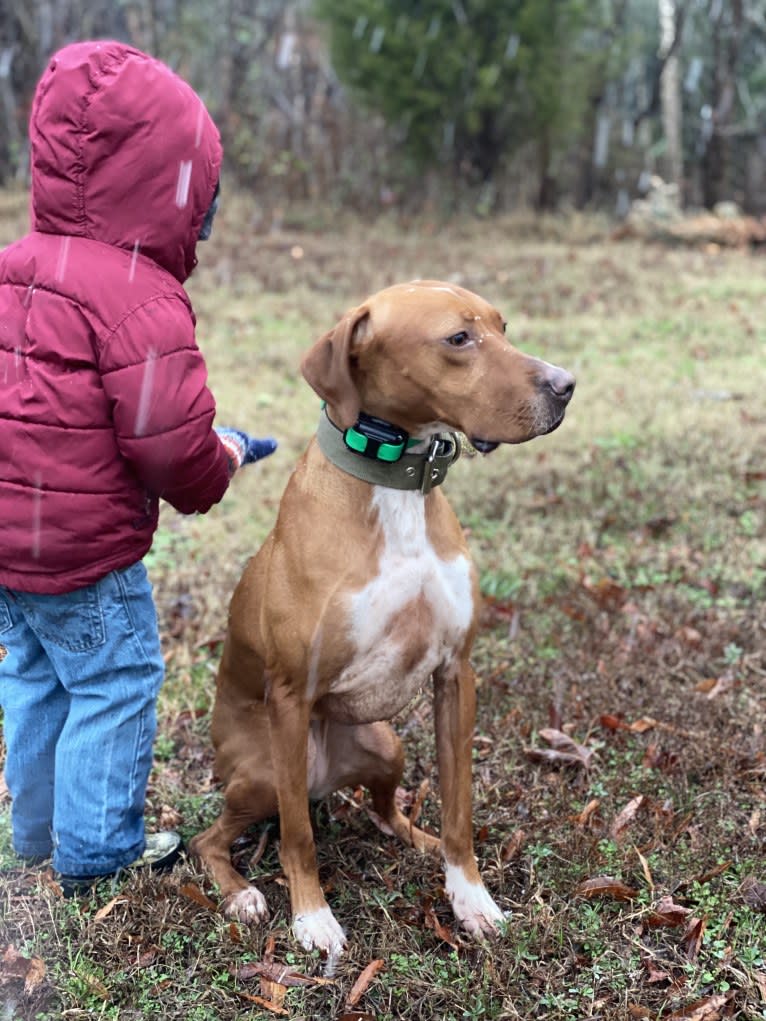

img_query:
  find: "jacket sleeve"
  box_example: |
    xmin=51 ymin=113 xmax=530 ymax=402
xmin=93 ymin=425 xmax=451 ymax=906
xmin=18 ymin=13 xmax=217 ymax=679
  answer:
xmin=98 ymin=295 xmax=231 ymax=514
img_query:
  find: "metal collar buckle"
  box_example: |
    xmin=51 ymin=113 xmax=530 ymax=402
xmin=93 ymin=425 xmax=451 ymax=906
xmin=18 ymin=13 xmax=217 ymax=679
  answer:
xmin=420 ymin=434 xmax=458 ymax=494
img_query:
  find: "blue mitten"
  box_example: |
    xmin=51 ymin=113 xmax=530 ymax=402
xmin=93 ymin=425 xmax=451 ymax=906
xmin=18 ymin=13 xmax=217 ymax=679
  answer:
xmin=216 ymin=427 xmax=277 ymax=474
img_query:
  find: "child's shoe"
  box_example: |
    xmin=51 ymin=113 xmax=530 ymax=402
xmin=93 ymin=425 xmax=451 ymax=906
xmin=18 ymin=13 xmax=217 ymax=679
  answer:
xmin=128 ymin=830 xmax=183 ymax=871
xmin=57 ymin=831 xmax=183 ymax=897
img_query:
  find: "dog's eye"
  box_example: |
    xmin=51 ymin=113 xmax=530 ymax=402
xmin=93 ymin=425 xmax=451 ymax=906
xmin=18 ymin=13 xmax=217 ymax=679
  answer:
xmin=445 ymin=331 xmax=470 ymax=347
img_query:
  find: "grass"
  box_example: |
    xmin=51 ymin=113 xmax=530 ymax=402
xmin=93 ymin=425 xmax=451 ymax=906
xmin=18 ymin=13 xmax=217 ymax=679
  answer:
xmin=1 ymin=189 xmax=765 ymax=1019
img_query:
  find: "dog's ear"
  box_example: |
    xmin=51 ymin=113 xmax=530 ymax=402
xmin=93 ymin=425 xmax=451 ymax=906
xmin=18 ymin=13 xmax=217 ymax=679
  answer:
xmin=300 ymin=306 xmax=370 ymax=430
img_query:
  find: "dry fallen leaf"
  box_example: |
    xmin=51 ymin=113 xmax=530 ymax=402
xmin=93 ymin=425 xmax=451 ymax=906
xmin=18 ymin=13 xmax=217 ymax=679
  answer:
xmin=78 ymin=970 xmax=110 ymax=1001
xmin=610 ymin=795 xmax=645 ymax=841
xmin=694 ymin=678 xmax=720 ymax=694
xmin=247 ymin=826 xmax=270 ymax=869
xmin=629 ymin=718 xmax=658 ymax=733
xmin=260 ymin=977 xmax=287 ymax=1011
xmin=581 ymin=575 xmax=629 ymax=610
xmin=501 ymin=828 xmax=527 ymax=862
xmin=599 ymin=713 xmax=630 ymax=731
xmin=234 ymin=991 xmax=290 ymax=1015
xmin=136 ymin=947 xmax=159 ymax=968
xmin=677 ymin=625 xmax=703 ymax=646
xmin=681 ymin=916 xmax=706 ymax=960
xmin=642 ymin=953 xmax=671 ymax=984
xmin=697 ymin=676 xmax=735 ymax=700
xmin=179 ymin=883 xmax=218 ymax=912
xmin=666 ymin=992 xmax=730 ymax=1020
xmin=692 ymin=861 xmax=732 ymax=885
xmin=40 ymin=870 xmax=62 ymax=896
xmin=572 ymin=799 xmax=601 ymax=828
xmin=741 ymin=875 xmax=766 ymax=912
xmin=423 ymin=902 xmax=459 ymax=948
xmin=235 ymin=961 xmax=335 ymax=987
xmin=645 ymin=895 xmax=692 ymax=929
xmin=600 ymin=714 xmax=702 ymax=740
xmin=409 ymin=778 xmax=430 ymax=827
xmin=0 ymin=946 xmax=47 ymax=994
xmin=93 ymin=895 xmax=130 ymax=922
xmin=361 ymin=803 xmax=396 ymax=837
xmin=158 ymin=803 xmax=183 ymax=829
xmin=576 ymin=876 xmax=639 ymax=902
xmin=346 ymin=959 xmax=385 ymax=1008
xmin=525 ymin=728 xmax=595 ymax=769
xmin=636 ymin=848 xmax=654 ymax=890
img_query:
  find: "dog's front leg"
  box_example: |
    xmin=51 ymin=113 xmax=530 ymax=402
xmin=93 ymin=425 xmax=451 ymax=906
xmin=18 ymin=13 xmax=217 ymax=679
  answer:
xmin=266 ymin=673 xmax=347 ymax=958
xmin=434 ymin=658 xmax=505 ymax=936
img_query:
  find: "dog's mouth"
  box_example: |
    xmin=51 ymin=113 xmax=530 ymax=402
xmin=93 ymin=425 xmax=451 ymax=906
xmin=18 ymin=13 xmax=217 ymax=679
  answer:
xmin=470 ymin=411 xmax=566 ymax=453
xmin=541 ymin=410 xmax=567 ymax=435
xmin=469 ymin=437 xmax=500 ymax=454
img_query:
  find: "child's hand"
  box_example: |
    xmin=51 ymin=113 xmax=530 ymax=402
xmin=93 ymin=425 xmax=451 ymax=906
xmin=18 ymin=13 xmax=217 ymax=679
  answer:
xmin=215 ymin=427 xmax=277 ymax=473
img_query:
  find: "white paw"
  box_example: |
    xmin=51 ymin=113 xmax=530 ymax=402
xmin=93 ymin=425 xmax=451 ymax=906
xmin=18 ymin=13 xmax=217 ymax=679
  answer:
xmin=444 ymin=863 xmax=505 ymax=936
xmin=293 ymin=905 xmax=347 ymax=958
xmin=224 ymin=886 xmax=270 ymax=924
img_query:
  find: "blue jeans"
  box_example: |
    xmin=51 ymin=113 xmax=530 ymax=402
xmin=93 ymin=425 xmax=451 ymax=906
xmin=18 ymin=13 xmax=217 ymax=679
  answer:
xmin=0 ymin=562 xmax=164 ymax=876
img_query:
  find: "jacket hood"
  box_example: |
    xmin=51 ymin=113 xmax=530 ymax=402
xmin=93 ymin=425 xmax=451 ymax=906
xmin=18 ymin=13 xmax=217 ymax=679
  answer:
xmin=29 ymin=40 xmax=222 ymax=282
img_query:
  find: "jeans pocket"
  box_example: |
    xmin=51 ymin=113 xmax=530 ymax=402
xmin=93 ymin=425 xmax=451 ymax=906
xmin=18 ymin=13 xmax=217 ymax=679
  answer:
xmin=0 ymin=593 xmax=12 ymax=634
xmin=16 ymin=585 xmax=106 ymax=653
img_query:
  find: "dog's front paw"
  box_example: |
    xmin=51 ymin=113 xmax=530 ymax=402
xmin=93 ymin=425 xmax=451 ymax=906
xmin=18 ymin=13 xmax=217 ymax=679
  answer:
xmin=444 ymin=864 xmax=505 ymax=937
xmin=293 ymin=905 xmax=347 ymax=958
xmin=223 ymin=886 xmax=270 ymax=924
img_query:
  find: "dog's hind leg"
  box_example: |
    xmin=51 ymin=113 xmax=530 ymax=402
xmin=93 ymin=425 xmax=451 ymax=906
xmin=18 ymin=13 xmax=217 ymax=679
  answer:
xmin=313 ymin=719 xmax=440 ymax=855
xmin=190 ymin=768 xmax=277 ymax=922
xmin=190 ymin=688 xmax=278 ymax=922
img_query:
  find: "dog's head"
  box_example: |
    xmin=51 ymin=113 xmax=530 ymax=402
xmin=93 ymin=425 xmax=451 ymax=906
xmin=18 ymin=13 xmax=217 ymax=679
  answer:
xmin=301 ymin=280 xmax=574 ymax=450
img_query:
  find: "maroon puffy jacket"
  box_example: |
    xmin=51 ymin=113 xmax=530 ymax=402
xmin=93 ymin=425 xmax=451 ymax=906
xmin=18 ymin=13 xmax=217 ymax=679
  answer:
xmin=0 ymin=41 xmax=232 ymax=594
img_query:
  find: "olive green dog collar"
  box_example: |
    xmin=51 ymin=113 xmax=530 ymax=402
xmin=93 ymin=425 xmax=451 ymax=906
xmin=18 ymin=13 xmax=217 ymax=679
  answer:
xmin=316 ymin=409 xmax=460 ymax=494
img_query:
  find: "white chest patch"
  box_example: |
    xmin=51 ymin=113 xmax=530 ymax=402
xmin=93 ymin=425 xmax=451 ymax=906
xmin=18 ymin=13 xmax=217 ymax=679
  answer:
xmin=324 ymin=488 xmax=474 ymax=723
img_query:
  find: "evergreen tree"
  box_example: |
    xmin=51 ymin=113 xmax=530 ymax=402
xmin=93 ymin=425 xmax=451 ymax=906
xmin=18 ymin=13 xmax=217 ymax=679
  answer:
xmin=314 ymin=0 xmax=595 ymax=205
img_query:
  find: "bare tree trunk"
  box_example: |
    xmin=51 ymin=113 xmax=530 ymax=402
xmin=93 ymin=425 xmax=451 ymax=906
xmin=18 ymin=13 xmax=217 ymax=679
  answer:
xmin=0 ymin=46 xmax=22 ymax=183
xmin=574 ymin=0 xmax=630 ymax=209
xmin=536 ymin=132 xmax=557 ymax=211
xmin=701 ymin=0 xmax=744 ymax=209
xmin=659 ymin=0 xmax=683 ymax=196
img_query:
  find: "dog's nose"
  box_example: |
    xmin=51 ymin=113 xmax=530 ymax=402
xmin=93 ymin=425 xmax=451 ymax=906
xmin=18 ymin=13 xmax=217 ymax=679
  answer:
xmin=544 ymin=368 xmax=576 ymax=404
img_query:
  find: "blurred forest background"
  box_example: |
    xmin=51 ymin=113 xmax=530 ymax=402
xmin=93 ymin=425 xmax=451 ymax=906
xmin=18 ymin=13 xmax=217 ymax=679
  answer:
xmin=1 ymin=0 xmax=766 ymax=219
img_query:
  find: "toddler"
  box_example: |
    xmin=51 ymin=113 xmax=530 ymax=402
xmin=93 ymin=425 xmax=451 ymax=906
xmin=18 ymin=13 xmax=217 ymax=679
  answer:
xmin=0 ymin=40 xmax=274 ymax=894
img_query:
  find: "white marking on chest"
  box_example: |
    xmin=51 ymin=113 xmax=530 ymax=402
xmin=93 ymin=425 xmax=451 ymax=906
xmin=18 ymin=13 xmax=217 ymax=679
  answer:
xmin=330 ymin=489 xmax=473 ymax=720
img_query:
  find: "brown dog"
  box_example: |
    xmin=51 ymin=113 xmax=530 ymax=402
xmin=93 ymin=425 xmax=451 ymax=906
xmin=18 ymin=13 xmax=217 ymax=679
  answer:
xmin=191 ymin=281 xmax=574 ymax=957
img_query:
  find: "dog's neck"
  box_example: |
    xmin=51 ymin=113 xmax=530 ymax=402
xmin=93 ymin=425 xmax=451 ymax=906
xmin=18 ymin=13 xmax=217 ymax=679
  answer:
xmin=316 ymin=407 xmax=460 ymax=494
